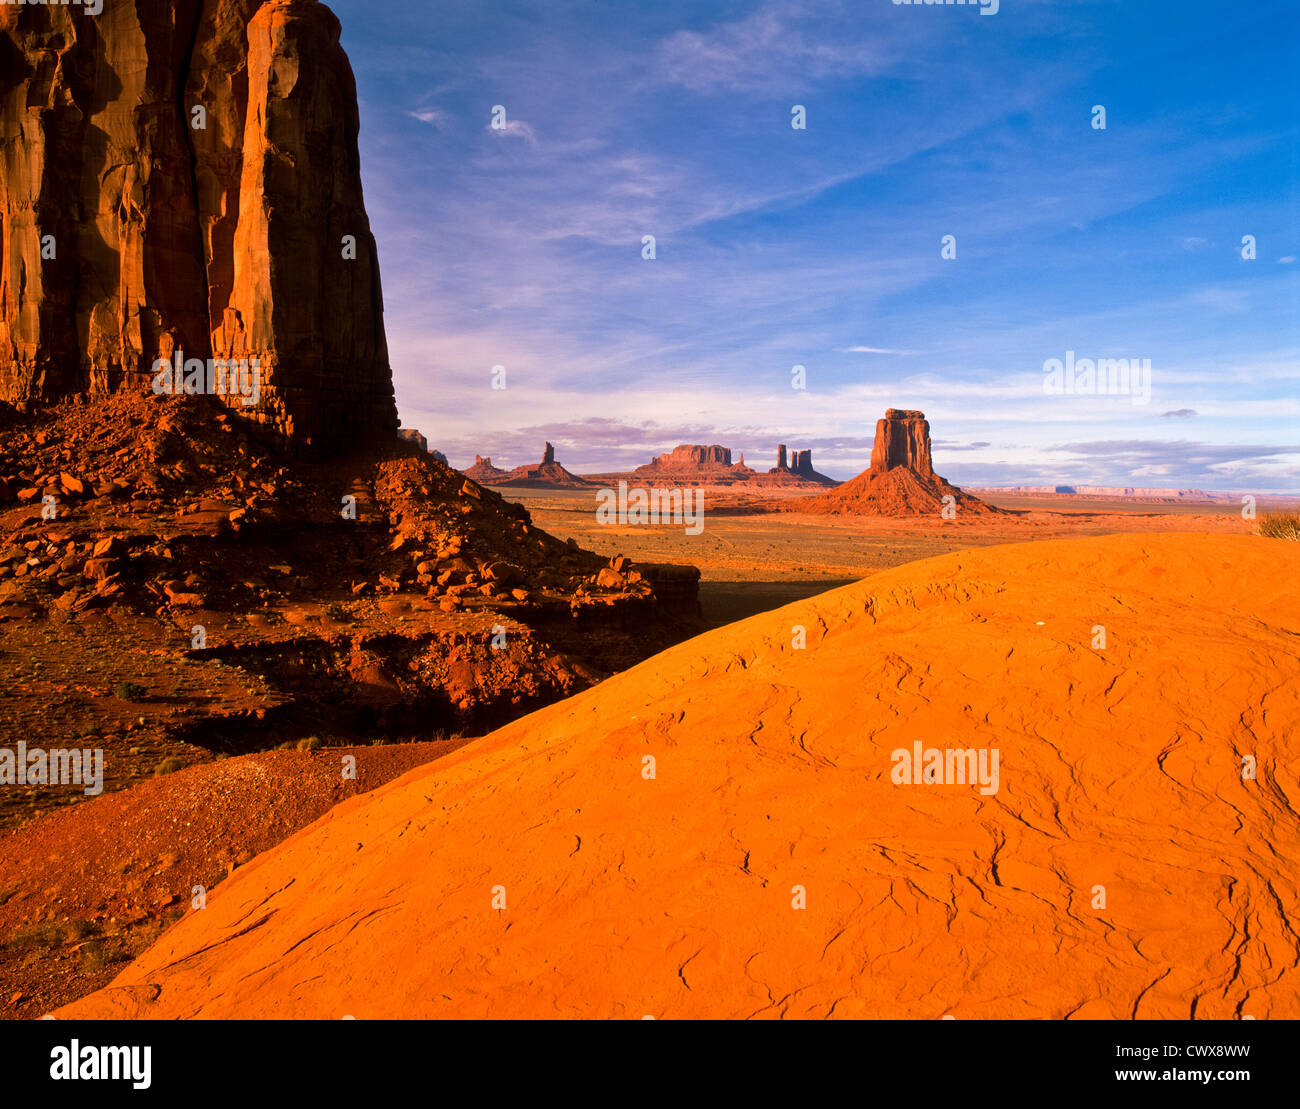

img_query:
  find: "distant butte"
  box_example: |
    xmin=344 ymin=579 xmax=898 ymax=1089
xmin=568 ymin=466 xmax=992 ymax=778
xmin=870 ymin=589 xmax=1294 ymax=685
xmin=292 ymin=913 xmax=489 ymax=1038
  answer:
xmin=463 ymin=455 xmax=510 ymax=483
xmin=463 ymin=443 xmax=594 ymax=488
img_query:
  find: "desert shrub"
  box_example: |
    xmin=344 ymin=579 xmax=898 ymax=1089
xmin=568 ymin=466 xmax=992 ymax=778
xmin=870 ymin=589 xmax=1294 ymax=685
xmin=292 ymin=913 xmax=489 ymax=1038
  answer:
xmin=1258 ymin=512 xmax=1300 ymax=541
xmin=155 ymin=756 xmax=185 ymax=775
xmin=114 ymin=680 xmax=147 ymax=701
xmin=297 ymin=736 xmax=322 ymax=751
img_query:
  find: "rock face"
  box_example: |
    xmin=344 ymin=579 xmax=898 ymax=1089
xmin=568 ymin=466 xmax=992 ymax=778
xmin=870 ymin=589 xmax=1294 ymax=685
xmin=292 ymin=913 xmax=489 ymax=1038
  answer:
xmin=398 ymin=429 xmax=428 ymax=452
xmin=870 ymin=409 xmax=933 ymax=475
xmin=56 ymin=534 xmax=1300 ymax=1019
xmin=0 ymin=0 xmax=397 ymax=450
xmin=795 ymin=408 xmax=998 ymax=516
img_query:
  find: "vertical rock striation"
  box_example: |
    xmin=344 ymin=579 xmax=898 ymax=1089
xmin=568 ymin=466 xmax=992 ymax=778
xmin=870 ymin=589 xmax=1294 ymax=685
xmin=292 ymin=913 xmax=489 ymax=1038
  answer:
xmin=0 ymin=0 xmax=396 ymax=450
xmin=869 ymin=409 xmax=933 ymax=476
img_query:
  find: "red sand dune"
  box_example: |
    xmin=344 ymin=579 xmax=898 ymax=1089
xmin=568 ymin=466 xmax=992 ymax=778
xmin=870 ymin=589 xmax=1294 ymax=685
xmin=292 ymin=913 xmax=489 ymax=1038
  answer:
xmin=58 ymin=534 xmax=1300 ymax=1019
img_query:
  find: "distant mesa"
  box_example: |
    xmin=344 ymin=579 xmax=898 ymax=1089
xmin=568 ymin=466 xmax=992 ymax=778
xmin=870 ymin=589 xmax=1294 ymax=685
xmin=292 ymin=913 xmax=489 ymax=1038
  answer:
xmin=639 ymin=444 xmax=741 ymax=471
xmin=463 ymin=443 xmax=594 ymax=488
xmin=970 ymin=484 xmax=1219 ymax=503
xmin=634 ymin=444 xmax=755 ymax=484
xmin=632 ymin=443 xmax=834 ymax=487
xmin=794 ymin=409 xmax=999 ymax=516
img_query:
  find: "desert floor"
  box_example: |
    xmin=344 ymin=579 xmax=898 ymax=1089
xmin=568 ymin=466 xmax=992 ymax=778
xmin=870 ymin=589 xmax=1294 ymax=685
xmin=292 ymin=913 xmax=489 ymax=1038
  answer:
xmin=505 ymin=487 xmax=1271 ymax=625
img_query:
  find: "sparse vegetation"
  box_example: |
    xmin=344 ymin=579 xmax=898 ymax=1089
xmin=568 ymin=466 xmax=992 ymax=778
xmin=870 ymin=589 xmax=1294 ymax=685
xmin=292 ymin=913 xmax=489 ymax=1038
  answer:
xmin=155 ymin=756 xmax=186 ymax=775
xmin=7 ymin=923 xmax=67 ymax=950
xmin=1258 ymin=512 xmax=1300 ymax=541
xmin=81 ymin=937 xmax=134 ymax=972
xmin=7 ymin=918 xmax=95 ymax=950
xmin=114 ymin=680 xmax=147 ymax=701
xmin=297 ymin=736 xmax=322 ymax=751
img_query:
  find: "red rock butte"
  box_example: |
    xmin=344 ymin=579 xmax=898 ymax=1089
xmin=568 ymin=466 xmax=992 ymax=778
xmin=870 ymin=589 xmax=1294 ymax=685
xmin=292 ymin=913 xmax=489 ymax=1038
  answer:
xmin=870 ymin=409 xmax=933 ymax=474
xmin=55 ymin=534 xmax=1300 ymax=1020
xmin=0 ymin=0 xmax=397 ymax=451
xmin=795 ymin=408 xmax=998 ymax=515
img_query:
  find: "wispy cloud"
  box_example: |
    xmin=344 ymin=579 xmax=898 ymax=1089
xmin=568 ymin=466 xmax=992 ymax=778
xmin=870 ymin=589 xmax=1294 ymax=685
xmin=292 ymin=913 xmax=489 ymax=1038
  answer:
xmin=657 ymin=2 xmax=897 ymax=93
xmin=408 ymin=107 xmax=449 ymax=127
xmin=488 ymin=117 xmax=537 ymax=144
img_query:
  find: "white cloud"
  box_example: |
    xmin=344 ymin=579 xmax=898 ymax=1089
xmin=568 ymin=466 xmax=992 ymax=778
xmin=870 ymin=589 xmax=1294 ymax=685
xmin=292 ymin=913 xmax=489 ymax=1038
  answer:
xmin=489 ymin=118 xmax=538 ymax=144
xmin=409 ymin=107 xmax=449 ymax=127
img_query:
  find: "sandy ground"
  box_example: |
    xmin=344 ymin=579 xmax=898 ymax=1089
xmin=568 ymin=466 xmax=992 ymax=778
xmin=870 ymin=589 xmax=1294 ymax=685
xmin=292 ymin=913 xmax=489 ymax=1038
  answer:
xmin=0 ymin=739 xmax=472 ymax=1019
xmin=58 ymin=533 xmax=1300 ymax=1019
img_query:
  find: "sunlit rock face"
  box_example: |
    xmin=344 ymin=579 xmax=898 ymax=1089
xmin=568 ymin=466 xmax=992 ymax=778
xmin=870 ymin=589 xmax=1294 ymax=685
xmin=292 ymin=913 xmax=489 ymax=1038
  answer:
xmin=0 ymin=0 xmax=396 ymax=451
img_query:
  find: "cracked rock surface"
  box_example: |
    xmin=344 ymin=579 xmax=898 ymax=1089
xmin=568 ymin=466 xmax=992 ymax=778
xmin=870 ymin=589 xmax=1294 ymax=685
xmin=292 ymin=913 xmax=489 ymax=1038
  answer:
xmin=58 ymin=533 xmax=1300 ymax=1018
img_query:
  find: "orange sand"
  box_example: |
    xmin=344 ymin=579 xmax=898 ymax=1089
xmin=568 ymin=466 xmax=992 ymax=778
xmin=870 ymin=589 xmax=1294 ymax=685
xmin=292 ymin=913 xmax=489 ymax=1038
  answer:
xmin=59 ymin=533 xmax=1300 ymax=1019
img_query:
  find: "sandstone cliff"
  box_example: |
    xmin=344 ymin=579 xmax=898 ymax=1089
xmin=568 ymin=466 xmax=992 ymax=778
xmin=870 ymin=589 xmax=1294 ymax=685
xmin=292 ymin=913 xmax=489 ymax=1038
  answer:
xmin=0 ymin=0 xmax=396 ymax=450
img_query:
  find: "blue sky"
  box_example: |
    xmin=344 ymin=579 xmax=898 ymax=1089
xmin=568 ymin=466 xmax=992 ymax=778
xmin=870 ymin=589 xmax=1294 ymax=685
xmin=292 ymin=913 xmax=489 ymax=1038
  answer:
xmin=330 ymin=0 xmax=1298 ymax=490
